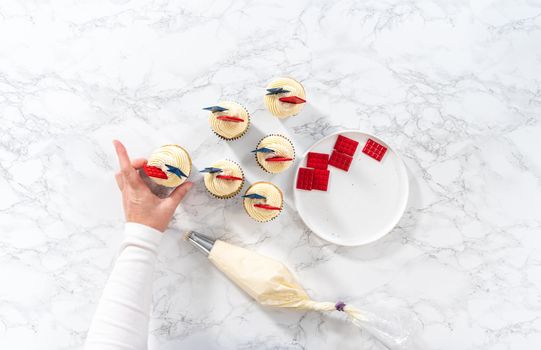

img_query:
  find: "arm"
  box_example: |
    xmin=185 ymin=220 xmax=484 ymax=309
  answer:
xmin=85 ymin=223 xmax=162 ymax=349
xmin=86 ymin=140 xmax=192 ymax=350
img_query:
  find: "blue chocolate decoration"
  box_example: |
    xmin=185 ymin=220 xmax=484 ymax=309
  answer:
xmin=251 ymin=147 xmax=274 ymax=153
xmin=242 ymin=193 xmax=267 ymax=200
xmin=200 ymin=167 xmax=223 ymax=174
xmin=203 ymin=106 xmax=228 ymax=113
xmin=266 ymin=87 xmax=290 ymax=95
xmin=165 ymin=164 xmax=187 ymax=178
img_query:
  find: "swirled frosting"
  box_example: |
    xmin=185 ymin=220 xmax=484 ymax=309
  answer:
xmin=256 ymin=135 xmax=295 ymax=173
xmin=243 ymin=182 xmax=283 ymax=222
xmin=209 ymin=101 xmax=250 ymax=140
xmin=203 ymin=159 xmax=244 ymax=198
xmin=147 ymin=144 xmax=191 ymax=187
xmin=264 ymin=77 xmax=306 ymax=118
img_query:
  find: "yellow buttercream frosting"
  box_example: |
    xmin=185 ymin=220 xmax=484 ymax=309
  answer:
xmin=146 ymin=144 xmax=191 ymax=187
xmin=256 ymin=135 xmax=295 ymax=174
xmin=243 ymin=182 xmax=283 ymax=222
xmin=208 ymin=101 xmax=250 ymax=140
xmin=264 ymin=77 xmax=306 ymax=118
xmin=203 ymin=159 xmax=244 ymax=198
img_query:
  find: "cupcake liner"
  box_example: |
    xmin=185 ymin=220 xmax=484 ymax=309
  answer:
xmin=206 ymin=179 xmax=244 ymax=199
xmin=254 ymin=134 xmax=296 ymax=174
xmin=242 ymin=181 xmax=283 ymax=222
xmin=139 ymin=169 xmax=176 ymax=198
xmin=204 ymin=159 xmax=245 ymax=199
xmin=211 ymin=102 xmax=251 ymax=141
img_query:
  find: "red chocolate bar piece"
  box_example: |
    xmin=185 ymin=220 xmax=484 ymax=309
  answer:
xmin=306 ymin=152 xmax=329 ymax=170
xmin=312 ymin=169 xmax=330 ymax=191
xmin=334 ymin=135 xmax=359 ymax=156
xmin=265 ymin=156 xmax=293 ymax=162
xmin=362 ymin=139 xmax=387 ymax=161
xmin=278 ymin=96 xmax=306 ymax=104
xmin=216 ymin=115 xmax=245 ymax=122
xmin=296 ymin=167 xmax=314 ymax=190
xmin=143 ymin=165 xmax=168 ymax=179
xmin=254 ymin=203 xmax=282 ymax=211
xmin=329 ymin=150 xmax=353 ymax=171
xmin=216 ymin=175 xmax=243 ymax=181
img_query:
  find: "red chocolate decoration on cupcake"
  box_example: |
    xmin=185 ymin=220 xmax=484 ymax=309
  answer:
xmin=216 ymin=116 xmax=245 ymax=123
xmin=143 ymin=165 xmax=168 ymax=179
xmin=279 ymin=96 xmax=306 ymax=104
xmin=266 ymin=156 xmax=294 ymax=162
xmin=254 ymin=203 xmax=282 ymax=211
xmin=216 ymin=175 xmax=243 ymax=181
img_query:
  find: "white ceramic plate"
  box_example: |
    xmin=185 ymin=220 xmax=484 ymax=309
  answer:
xmin=293 ymin=130 xmax=409 ymax=246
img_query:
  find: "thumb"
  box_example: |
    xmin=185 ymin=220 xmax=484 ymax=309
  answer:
xmin=167 ymin=181 xmax=193 ymax=206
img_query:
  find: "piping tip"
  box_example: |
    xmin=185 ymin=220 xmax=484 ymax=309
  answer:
xmin=184 ymin=231 xmax=216 ymax=256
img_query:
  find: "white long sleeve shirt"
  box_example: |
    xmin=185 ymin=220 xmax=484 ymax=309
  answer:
xmin=85 ymin=223 xmax=163 ymax=350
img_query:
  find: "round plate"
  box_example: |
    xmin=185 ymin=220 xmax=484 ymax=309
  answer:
xmin=293 ymin=130 xmax=409 ymax=246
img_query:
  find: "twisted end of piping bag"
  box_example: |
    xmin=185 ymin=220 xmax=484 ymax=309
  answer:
xmin=183 ymin=232 xmax=419 ymax=349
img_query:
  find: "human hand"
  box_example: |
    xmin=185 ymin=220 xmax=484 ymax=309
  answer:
xmin=113 ymin=140 xmax=193 ymax=232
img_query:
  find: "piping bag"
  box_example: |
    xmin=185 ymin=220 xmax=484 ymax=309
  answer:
xmin=185 ymin=231 xmax=418 ymax=349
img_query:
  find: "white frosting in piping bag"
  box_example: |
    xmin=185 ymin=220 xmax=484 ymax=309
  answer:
xmin=207 ymin=240 xmax=417 ymax=348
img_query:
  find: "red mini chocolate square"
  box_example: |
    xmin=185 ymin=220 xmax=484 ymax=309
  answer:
xmin=312 ymin=169 xmax=330 ymax=191
xmin=334 ymin=135 xmax=359 ymax=156
xmin=296 ymin=167 xmax=314 ymax=190
xmin=306 ymin=152 xmax=329 ymax=170
xmin=362 ymin=139 xmax=387 ymax=161
xmin=329 ymin=150 xmax=353 ymax=171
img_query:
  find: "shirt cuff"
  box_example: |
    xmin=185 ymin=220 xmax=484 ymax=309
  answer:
xmin=123 ymin=222 xmax=163 ymax=252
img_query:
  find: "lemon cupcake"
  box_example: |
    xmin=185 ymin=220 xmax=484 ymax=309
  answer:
xmin=264 ymin=77 xmax=306 ymax=118
xmin=242 ymin=182 xmax=283 ymax=222
xmin=204 ymin=101 xmax=250 ymax=140
xmin=141 ymin=144 xmax=192 ymax=197
xmin=201 ymin=159 xmax=244 ymax=199
xmin=253 ymin=134 xmax=295 ymax=174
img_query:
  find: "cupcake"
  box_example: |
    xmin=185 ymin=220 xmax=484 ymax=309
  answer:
xmin=242 ymin=182 xmax=283 ymax=222
xmin=253 ymin=134 xmax=295 ymax=174
xmin=141 ymin=144 xmax=192 ymax=197
xmin=204 ymin=101 xmax=250 ymax=140
xmin=264 ymin=77 xmax=306 ymax=118
xmin=201 ymin=159 xmax=244 ymax=199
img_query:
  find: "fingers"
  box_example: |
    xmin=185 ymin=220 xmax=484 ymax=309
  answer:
xmin=167 ymin=181 xmax=193 ymax=206
xmin=131 ymin=158 xmax=147 ymax=169
xmin=113 ymin=140 xmax=142 ymax=186
xmin=113 ymin=140 xmax=132 ymax=173
xmin=115 ymin=172 xmax=124 ymax=190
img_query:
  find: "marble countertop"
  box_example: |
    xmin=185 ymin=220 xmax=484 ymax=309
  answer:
xmin=1 ymin=1 xmax=541 ymax=349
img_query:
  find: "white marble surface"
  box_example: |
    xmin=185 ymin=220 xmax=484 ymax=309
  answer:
xmin=1 ymin=0 xmax=541 ymax=349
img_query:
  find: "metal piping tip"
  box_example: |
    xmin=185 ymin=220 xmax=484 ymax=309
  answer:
xmin=184 ymin=231 xmax=215 ymax=256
